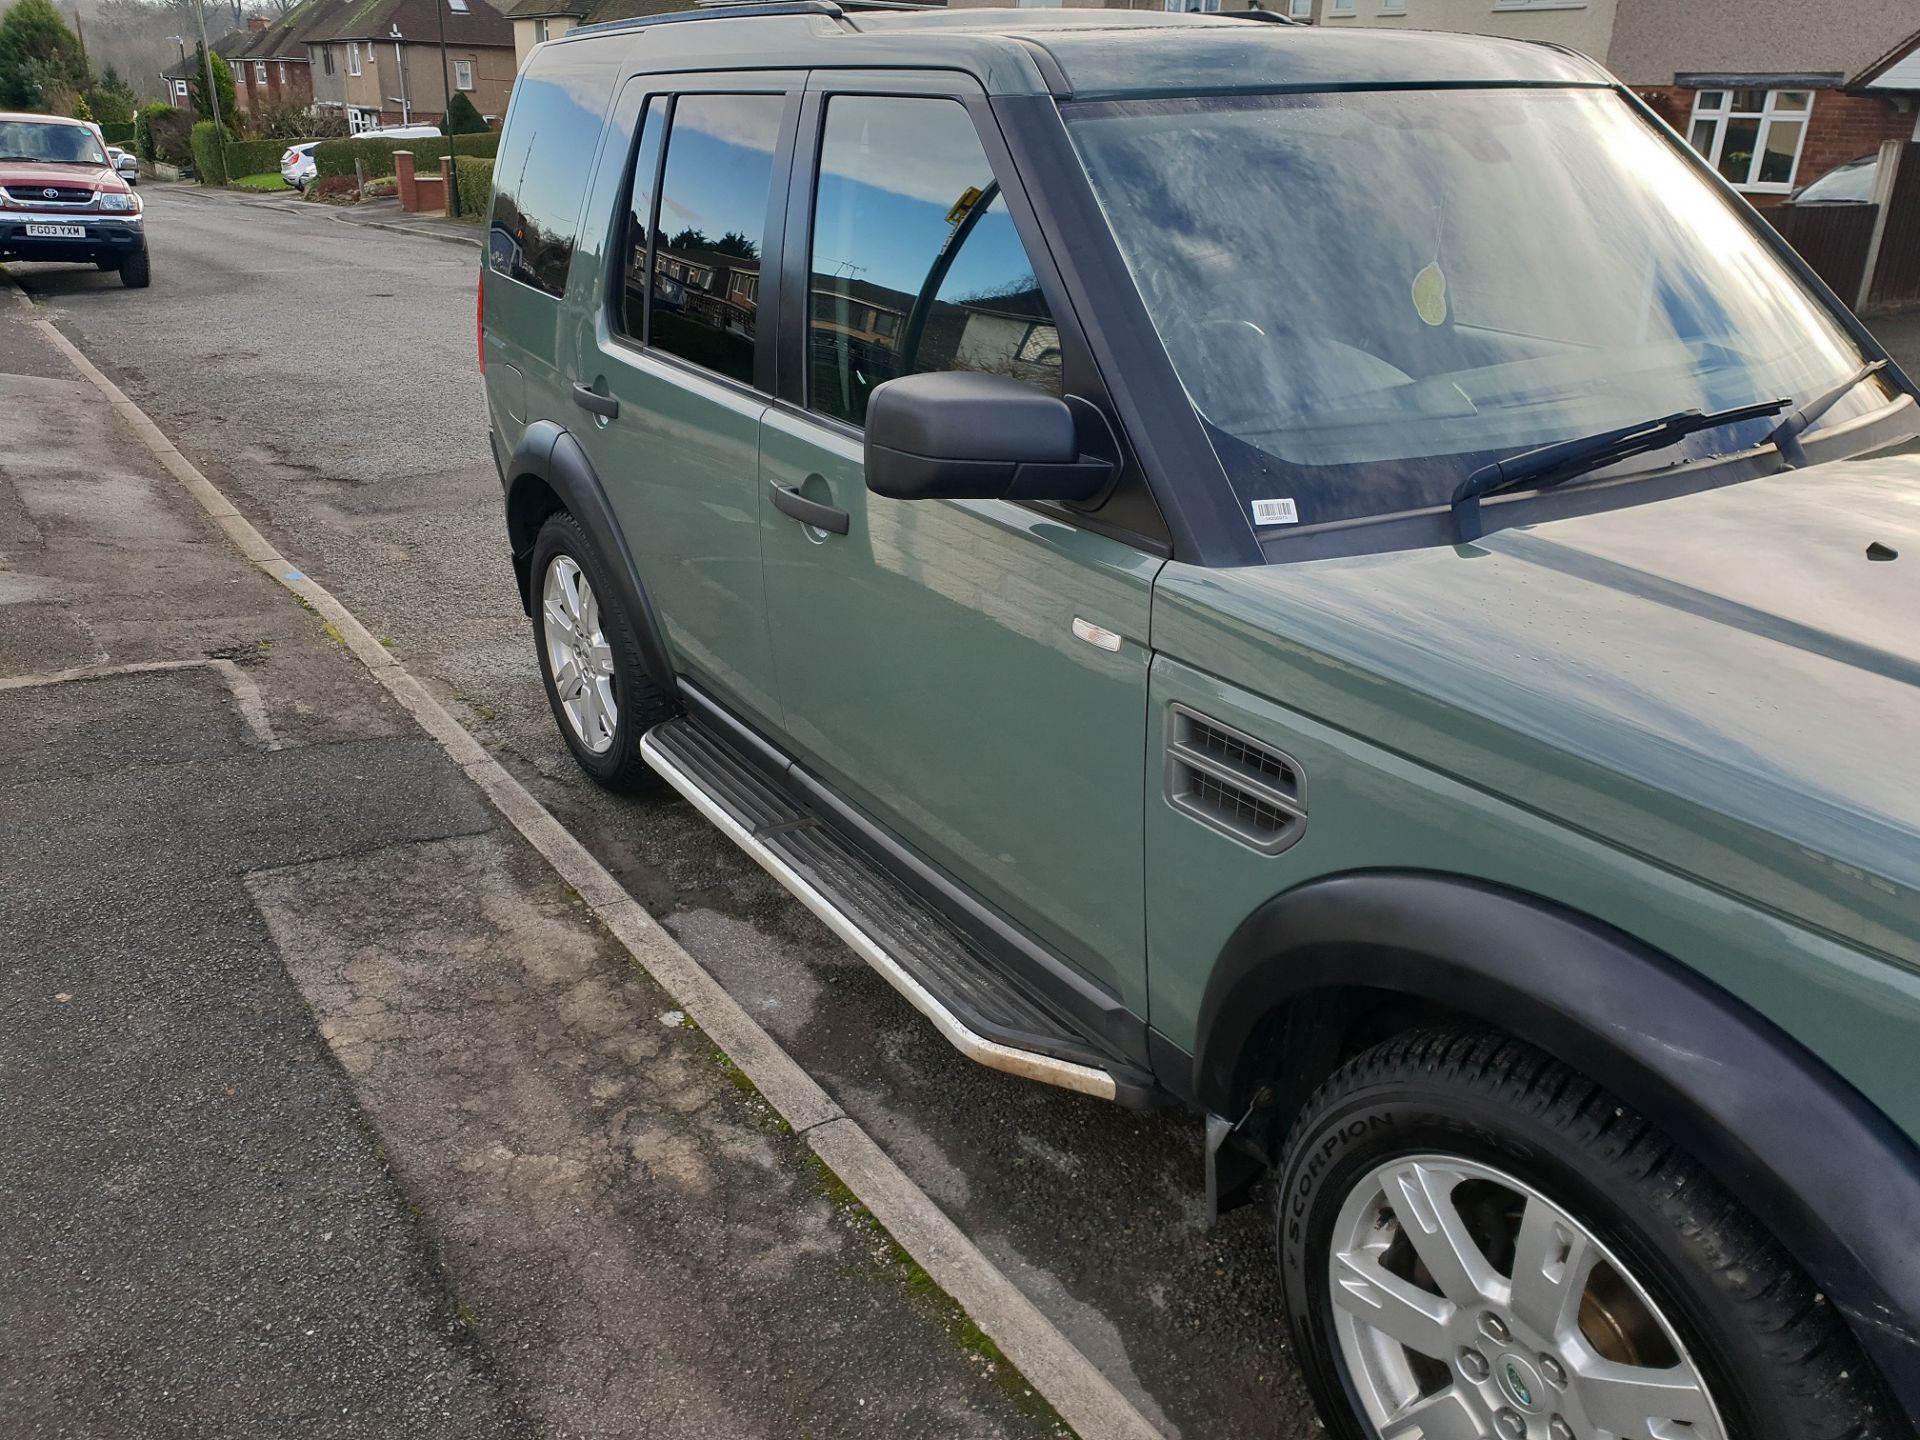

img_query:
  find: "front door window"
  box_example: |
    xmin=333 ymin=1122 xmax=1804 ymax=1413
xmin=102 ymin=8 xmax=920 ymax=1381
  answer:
xmin=807 ymin=95 xmax=1062 ymax=426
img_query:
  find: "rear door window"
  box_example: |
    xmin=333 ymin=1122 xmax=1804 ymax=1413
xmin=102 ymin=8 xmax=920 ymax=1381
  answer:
xmin=806 ymin=95 xmax=1062 ymax=428
xmin=639 ymin=94 xmax=786 ymax=385
xmin=487 ymin=41 xmax=623 ymax=298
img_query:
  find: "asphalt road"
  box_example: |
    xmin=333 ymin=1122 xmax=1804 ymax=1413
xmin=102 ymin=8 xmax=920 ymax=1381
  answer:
xmin=10 ymin=183 xmax=1314 ymax=1440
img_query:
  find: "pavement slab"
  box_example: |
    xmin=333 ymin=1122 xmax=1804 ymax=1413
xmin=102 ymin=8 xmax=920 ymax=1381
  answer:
xmin=0 ymin=281 xmax=1069 ymax=1439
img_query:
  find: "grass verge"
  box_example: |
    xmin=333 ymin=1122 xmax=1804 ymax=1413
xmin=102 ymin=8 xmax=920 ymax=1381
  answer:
xmin=230 ymin=172 xmax=291 ymax=193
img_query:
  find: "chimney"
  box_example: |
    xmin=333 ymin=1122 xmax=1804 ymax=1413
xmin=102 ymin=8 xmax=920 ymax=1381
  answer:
xmin=248 ymin=15 xmax=270 ymax=28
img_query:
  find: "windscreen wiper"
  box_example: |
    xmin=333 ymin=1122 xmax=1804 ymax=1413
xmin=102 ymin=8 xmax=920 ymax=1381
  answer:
xmin=1767 ymin=359 xmax=1889 ymax=469
xmin=1450 ymin=397 xmax=1789 ymax=543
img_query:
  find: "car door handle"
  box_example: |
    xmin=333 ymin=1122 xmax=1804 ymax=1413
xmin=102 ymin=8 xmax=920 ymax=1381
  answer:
xmin=769 ymin=483 xmax=850 ymax=536
xmin=571 ymin=383 xmax=618 ymax=419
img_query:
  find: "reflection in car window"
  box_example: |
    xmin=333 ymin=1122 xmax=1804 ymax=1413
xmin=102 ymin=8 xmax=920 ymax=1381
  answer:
xmin=647 ymin=94 xmax=784 ymax=386
xmin=487 ymin=41 xmax=623 ymax=298
xmin=808 ymin=96 xmax=1061 ymax=427
xmin=1068 ymin=89 xmax=1883 ymax=530
xmin=0 ymin=120 xmax=106 ymax=165
xmin=614 ymin=99 xmax=666 ymax=344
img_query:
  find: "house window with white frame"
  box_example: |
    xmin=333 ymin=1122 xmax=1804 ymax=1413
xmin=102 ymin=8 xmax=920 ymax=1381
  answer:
xmin=533 ymin=16 xmax=548 ymax=40
xmin=173 ymin=79 xmax=188 ymax=97
xmin=1287 ymin=0 xmax=1311 ymax=14
xmin=322 ymin=46 xmax=334 ymax=75
xmin=348 ymin=42 xmax=362 ymax=76
xmin=1164 ymin=0 xmax=1223 ymax=11
xmin=1379 ymin=0 xmax=1406 ymax=13
xmin=1329 ymin=0 xmax=1356 ymax=15
xmin=449 ymin=0 xmax=470 ymax=10
xmin=254 ymin=61 xmax=268 ymax=83
xmin=1688 ymin=88 xmax=1812 ymax=193
xmin=454 ymin=59 xmax=474 ymax=91
xmin=1492 ymin=0 xmax=1588 ymax=9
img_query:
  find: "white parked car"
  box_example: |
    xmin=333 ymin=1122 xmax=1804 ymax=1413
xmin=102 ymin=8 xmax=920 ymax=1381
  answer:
xmin=355 ymin=123 xmax=443 ymax=140
xmin=280 ymin=141 xmax=320 ymax=190
xmin=105 ymin=145 xmax=139 ymax=185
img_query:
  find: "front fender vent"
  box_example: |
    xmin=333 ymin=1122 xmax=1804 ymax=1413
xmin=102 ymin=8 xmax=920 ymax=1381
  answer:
xmin=1166 ymin=705 xmax=1306 ymax=854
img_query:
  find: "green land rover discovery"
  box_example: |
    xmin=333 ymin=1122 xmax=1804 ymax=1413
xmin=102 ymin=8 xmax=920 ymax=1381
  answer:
xmin=482 ymin=7 xmax=1920 ymax=1436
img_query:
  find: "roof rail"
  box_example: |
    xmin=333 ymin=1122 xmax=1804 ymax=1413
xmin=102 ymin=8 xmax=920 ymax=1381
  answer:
xmin=574 ymin=0 xmax=842 ymax=36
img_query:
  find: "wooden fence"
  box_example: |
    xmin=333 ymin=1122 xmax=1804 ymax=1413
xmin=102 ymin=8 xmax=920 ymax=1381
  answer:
xmin=1762 ymin=142 xmax=1920 ymax=315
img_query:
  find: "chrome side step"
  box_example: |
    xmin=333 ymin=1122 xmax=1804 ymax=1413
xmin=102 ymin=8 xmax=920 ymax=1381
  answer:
xmin=640 ymin=718 xmax=1124 ymax=1102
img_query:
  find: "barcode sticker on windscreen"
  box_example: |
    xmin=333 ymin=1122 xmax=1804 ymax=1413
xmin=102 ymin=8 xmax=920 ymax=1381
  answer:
xmin=1252 ymin=498 xmax=1299 ymax=527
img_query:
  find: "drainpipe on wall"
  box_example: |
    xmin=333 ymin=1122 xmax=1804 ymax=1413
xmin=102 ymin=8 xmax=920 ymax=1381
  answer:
xmin=391 ymin=25 xmax=410 ymax=124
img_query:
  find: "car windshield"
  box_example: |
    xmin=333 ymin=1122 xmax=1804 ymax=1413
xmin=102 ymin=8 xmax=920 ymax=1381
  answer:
xmin=1065 ymin=88 xmax=1895 ymax=532
xmin=0 ymin=119 xmax=106 ymax=166
xmin=1795 ymin=155 xmax=1877 ymax=204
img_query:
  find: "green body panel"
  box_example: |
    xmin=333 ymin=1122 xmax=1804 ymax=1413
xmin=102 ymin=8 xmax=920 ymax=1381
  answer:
xmin=758 ymin=408 xmax=1162 ymax=1011
xmin=562 ymin=75 xmax=786 ymax=731
xmin=1147 ymin=456 xmax=1920 ymax=1145
xmin=577 ymin=358 xmax=781 ymax=728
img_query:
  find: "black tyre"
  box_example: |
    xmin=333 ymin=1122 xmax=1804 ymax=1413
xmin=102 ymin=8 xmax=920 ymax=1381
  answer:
xmin=528 ymin=510 xmax=673 ymax=793
xmin=118 ymin=249 xmax=150 ymax=289
xmin=1277 ymin=1027 xmax=1890 ymax=1440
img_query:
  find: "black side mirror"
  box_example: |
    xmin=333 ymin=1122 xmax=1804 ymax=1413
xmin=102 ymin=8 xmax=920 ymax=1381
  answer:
xmin=864 ymin=372 xmax=1115 ymax=503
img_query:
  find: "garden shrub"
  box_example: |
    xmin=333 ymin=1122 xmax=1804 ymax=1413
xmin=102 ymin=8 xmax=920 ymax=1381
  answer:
xmin=452 ymin=155 xmax=492 ymax=219
xmin=311 ymin=131 xmax=498 ymax=181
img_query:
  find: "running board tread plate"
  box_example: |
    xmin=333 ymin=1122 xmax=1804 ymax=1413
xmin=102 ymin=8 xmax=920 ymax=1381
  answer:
xmin=642 ymin=716 xmax=1123 ymax=1101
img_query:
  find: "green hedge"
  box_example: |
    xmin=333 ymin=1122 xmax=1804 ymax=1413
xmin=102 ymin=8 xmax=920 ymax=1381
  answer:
xmin=452 ymin=156 xmax=492 ymax=220
xmin=134 ymin=102 xmax=175 ymax=162
xmin=311 ymin=132 xmax=499 ymax=181
xmin=99 ymin=121 xmax=135 ymax=146
xmin=190 ymin=121 xmax=226 ymax=184
xmin=191 ymin=130 xmax=301 ymax=187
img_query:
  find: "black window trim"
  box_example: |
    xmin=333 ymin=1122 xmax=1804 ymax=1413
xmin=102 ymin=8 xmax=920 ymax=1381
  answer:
xmin=600 ymin=72 xmax=805 ymax=402
xmin=775 ymin=69 xmax=1173 ymax=559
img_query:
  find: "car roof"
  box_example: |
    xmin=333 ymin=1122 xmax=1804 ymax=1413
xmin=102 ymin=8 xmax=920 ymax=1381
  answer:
xmin=556 ymin=3 xmax=1612 ymax=100
xmin=0 ymin=110 xmax=94 ymax=127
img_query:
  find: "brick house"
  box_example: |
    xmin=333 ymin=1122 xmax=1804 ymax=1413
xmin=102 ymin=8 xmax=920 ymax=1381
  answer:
xmin=303 ymin=0 xmax=515 ymax=133
xmin=159 ymin=52 xmax=196 ymax=111
xmin=162 ymin=31 xmax=255 ymax=114
xmin=223 ymin=10 xmax=320 ymax=119
xmin=1289 ymin=0 xmax=1920 ymax=205
xmin=502 ymin=0 xmax=691 ymax=74
xmin=1611 ymin=0 xmax=1920 ymax=205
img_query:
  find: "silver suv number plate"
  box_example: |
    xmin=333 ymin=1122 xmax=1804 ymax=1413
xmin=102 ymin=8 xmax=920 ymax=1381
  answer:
xmin=25 ymin=223 xmax=86 ymax=238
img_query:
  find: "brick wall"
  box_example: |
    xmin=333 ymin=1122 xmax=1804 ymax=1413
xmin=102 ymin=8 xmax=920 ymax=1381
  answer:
xmin=1633 ymin=84 xmax=1912 ymax=203
xmin=1798 ymin=91 xmax=1913 ymax=184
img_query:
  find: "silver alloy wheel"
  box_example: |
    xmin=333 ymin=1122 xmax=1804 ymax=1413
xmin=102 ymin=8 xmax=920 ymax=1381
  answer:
xmin=541 ymin=554 xmax=617 ymax=755
xmin=1329 ymin=1154 xmax=1727 ymax=1440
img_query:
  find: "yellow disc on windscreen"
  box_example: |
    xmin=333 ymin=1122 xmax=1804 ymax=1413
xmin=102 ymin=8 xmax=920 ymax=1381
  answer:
xmin=1412 ymin=261 xmax=1448 ymax=327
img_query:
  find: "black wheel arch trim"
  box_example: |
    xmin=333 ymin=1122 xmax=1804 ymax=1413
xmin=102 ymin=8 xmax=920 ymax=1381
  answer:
xmin=501 ymin=419 xmax=676 ymax=692
xmin=1194 ymin=869 xmax=1920 ymax=1422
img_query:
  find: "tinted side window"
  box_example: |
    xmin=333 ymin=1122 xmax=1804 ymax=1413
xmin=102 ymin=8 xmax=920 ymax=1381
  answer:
xmin=809 ymin=96 xmax=1062 ymax=428
xmin=486 ymin=42 xmax=622 ymax=298
xmin=648 ymin=94 xmax=785 ymax=385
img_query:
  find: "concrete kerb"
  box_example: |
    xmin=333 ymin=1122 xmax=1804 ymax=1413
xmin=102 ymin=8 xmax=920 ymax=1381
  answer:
xmin=10 ymin=276 xmax=1166 ymax=1440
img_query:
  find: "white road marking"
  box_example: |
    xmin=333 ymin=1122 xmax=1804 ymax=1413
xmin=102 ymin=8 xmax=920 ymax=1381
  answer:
xmin=11 ymin=275 xmax=1168 ymax=1440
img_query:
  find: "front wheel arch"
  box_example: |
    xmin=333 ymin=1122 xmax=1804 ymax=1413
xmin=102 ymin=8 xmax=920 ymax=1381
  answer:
xmin=1191 ymin=871 xmax=1920 ymax=1423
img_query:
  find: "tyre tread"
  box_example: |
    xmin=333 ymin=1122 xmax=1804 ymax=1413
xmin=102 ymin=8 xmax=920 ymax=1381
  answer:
xmin=1279 ymin=1024 xmax=1891 ymax=1440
